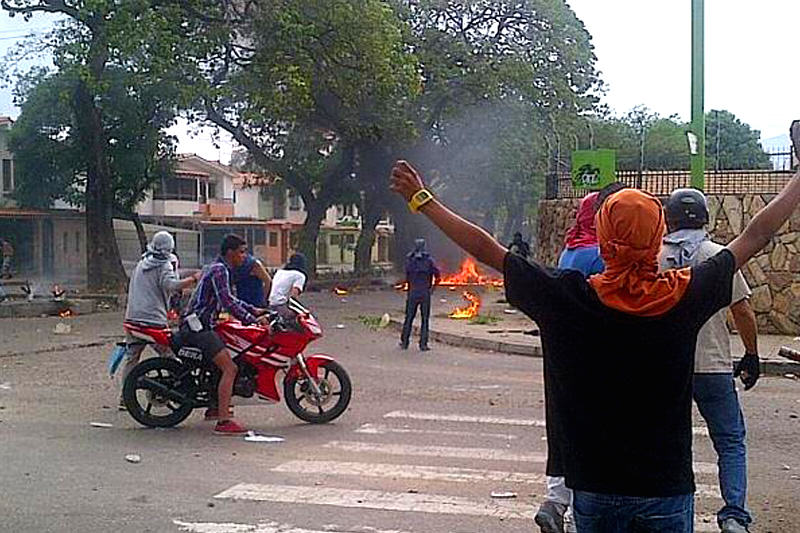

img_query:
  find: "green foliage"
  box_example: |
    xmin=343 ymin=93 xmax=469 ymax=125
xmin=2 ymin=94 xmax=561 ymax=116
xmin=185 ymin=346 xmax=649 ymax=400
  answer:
xmin=468 ymin=314 xmax=500 ymax=326
xmin=356 ymin=314 xmax=384 ymax=329
xmin=8 ymin=67 xmax=177 ymax=212
xmin=705 ymin=109 xmax=771 ymax=170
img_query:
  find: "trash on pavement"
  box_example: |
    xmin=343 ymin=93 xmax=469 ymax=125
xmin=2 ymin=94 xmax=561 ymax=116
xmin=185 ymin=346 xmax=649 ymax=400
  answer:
xmin=0 ymin=382 xmax=11 ymax=390
xmin=125 ymin=454 xmax=141 ymax=464
xmin=335 ymin=324 xmax=346 ymax=329
xmin=244 ymin=431 xmax=284 ymax=443
xmin=503 ymin=309 xmax=518 ymax=314
xmin=490 ymin=491 xmax=517 ymax=499
xmin=90 ymin=422 xmax=113 ymax=428
xmin=379 ymin=313 xmax=391 ymax=328
xmin=53 ymin=323 xmax=71 ymax=335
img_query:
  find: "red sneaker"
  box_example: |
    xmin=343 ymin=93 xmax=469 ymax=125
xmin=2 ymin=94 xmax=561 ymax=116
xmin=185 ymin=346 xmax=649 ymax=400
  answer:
xmin=214 ymin=419 xmax=247 ymax=435
xmin=204 ymin=407 xmax=234 ymax=420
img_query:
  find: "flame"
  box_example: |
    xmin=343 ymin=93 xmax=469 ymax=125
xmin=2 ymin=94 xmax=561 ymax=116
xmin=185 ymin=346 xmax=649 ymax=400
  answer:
xmin=394 ymin=258 xmax=503 ymax=292
xmin=449 ymin=291 xmax=481 ymax=319
xmin=333 ymin=287 xmax=349 ymax=296
xmin=58 ymin=309 xmax=74 ymax=318
xmin=438 ymin=258 xmax=504 ymax=288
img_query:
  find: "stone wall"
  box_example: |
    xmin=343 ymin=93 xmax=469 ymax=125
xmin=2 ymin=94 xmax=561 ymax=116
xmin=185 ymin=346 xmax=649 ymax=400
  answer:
xmin=536 ymin=195 xmax=800 ymax=335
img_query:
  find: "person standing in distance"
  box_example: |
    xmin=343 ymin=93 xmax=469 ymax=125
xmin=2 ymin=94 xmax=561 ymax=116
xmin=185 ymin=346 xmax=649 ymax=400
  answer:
xmin=399 ymin=238 xmax=440 ymax=352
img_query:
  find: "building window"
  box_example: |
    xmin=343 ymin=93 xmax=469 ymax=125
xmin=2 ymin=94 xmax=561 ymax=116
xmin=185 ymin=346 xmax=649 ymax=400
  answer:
xmin=153 ymin=176 xmax=198 ymax=201
xmin=289 ymin=231 xmax=299 ymax=249
xmin=207 ymin=182 xmax=217 ymax=200
xmin=330 ymin=234 xmax=341 ymax=246
xmin=269 ymin=231 xmax=278 ymax=247
xmin=63 ymin=232 xmax=68 ymax=253
xmin=1 ymin=159 xmax=12 ymax=193
xmin=253 ymin=229 xmax=266 ymax=246
xmin=289 ymin=192 xmax=301 ymax=211
xmin=75 ymin=231 xmax=80 ymax=254
xmin=232 ymin=190 xmax=237 ymax=204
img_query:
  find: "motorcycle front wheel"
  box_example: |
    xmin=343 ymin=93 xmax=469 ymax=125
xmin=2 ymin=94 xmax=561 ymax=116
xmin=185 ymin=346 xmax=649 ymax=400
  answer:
xmin=284 ymin=360 xmax=352 ymax=424
xmin=122 ymin=357 xmax=195 ymax=428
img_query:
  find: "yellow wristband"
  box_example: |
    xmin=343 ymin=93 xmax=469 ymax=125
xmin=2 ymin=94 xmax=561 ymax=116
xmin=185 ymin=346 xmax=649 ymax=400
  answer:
xmin=408 ymin=188 xmax=434 ymax=213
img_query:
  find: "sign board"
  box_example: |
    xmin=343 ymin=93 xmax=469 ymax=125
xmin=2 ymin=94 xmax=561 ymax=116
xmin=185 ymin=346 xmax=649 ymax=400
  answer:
xmin=571 ymin=149 xmax=616 ymax=190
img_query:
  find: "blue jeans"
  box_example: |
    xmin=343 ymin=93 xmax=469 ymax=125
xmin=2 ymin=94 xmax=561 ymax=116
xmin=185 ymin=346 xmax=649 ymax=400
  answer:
xmin=693 ymin=373 xmax=751 ymax=526
xmin=573 ymin=491 xmax=694 ymax=532
xmin=400 ymin=292 xmax=431 ymax=348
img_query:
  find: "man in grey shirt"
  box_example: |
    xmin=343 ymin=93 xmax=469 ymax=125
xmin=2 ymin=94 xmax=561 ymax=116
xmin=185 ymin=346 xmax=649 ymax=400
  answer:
xmin=120 ymin=231 xmax=199 ymax=407
xmin=661 ymin=188 xmax=759 ymax=533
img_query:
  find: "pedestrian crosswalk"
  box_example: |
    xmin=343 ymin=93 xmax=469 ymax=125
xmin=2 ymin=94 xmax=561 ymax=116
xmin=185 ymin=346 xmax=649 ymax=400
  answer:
xmin=176 ymin=406 xmax=722 ymax=532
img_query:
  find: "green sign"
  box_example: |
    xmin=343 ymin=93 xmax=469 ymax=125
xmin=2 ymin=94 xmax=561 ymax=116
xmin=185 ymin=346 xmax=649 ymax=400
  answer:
xmin=571 ymin=149 xmax=616 ymax=190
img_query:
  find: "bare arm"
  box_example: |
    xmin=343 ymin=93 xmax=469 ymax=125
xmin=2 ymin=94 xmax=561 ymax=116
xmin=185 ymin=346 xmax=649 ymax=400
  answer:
xmin=390 ymin=161 xmax=508 ymax=272
xmin=730 ymin=299 xmax=758 ymax=354
xmin=727 ymin=121 xmax=800 ymax=269
xmin=251 ymin=260 xmax=272 ymax=295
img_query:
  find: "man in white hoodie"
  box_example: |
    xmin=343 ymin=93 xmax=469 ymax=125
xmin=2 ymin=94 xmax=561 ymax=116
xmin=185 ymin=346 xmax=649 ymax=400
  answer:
xmin=661 ymin=189 xmax=758 ymax=533
xmin=119 ymin=231 xmax=199 ymax=407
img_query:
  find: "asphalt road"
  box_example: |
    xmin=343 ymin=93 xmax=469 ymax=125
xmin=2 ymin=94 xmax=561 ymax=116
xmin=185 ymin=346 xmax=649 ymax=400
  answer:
xmin=0 ymin=291 xmax=799 ymax=533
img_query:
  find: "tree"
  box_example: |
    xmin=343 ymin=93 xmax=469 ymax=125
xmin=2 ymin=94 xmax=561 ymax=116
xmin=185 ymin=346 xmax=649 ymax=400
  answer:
xmin=1 ymin=0 xmax=220 ymax=291
xmin=9 ymin=68 xmax=177 ymax=253
xmin=195 ymin=0 xmax=420 ymax=275
xmin=706 ymin=109 xmax=770 ymax=170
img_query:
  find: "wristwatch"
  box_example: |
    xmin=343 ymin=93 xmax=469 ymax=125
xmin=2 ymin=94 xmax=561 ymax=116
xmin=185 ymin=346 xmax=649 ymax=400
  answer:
xmin=408 ymin=188 xmax=434 ymax=213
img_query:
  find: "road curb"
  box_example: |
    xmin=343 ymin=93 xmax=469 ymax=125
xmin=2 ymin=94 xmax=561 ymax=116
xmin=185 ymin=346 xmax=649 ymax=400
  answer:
xmin=0 ymin=340 xmax=115 ymax=359
xmin=387 ymin=319 xmax=542 ymax=358
xmin=386 ymin=319 xmax=799 ymax=376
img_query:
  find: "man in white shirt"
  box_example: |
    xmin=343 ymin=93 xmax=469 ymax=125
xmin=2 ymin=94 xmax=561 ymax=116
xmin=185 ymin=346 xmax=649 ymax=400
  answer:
xmin=268 ymin=253 xmax=308 ymax=306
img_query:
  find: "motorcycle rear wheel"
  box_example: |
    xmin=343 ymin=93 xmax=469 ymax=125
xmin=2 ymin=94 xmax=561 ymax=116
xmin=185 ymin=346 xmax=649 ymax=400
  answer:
xmin=122 ymin=357 xmax=195 ymax=428
xmin=284 ymin=360 xmax=351 ymax=424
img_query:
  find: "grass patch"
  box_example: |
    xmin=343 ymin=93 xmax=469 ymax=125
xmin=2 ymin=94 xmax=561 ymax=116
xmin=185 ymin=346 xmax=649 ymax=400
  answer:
xmin=468 ymin=314 xmax=501 ymax=326
xmin=356 ymin=315 xmax=384 ymax=330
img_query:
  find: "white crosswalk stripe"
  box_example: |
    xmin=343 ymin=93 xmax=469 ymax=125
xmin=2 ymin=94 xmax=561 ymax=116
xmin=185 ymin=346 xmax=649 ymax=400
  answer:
xmin=355 ymin=422 xmax=518 ymax=440
xmin=324 ymin=440 xmax=547 ymax=462
xmin=273 ymin=459 xmax=547 ymax=484
xmin=383 ymin=410 xmax=710 ymax=437
xmin=214 ymin=483 xmax=536 ymax=519
xmin=175 ymin=518 xmax=720 ymax=533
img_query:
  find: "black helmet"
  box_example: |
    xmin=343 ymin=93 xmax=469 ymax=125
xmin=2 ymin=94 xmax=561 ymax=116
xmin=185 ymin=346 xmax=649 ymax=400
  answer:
xmin=665 ymin=188 xmax=709 ymax=231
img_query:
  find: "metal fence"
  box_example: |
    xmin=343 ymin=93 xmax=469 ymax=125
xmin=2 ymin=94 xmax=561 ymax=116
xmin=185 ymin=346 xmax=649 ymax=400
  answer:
xmin=548 ymin=147 xmax=796 ymax=199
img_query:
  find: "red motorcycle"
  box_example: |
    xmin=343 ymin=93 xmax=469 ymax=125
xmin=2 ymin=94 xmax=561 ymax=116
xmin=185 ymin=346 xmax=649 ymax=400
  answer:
xmin=119 ymin=299 xmax=351 ymax=428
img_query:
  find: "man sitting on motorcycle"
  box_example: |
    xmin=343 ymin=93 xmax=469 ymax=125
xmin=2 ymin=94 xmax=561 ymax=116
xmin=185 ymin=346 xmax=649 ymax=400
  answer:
xmin=120 ymin=231 xmax=200 ymax=409
xmin=182 ymin=233 xmax=270 ymax=435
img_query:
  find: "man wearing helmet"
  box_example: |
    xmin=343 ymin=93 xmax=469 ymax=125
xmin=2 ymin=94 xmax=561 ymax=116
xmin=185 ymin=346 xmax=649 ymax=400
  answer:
xmin=661 ymin=188 xmax=758 ymax=533
xmin=119 ymin=231 xmax=201 ymax=408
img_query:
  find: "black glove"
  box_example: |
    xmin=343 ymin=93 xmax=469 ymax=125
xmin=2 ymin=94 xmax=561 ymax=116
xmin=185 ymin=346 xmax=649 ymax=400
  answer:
xmin=733 ymin=352 xmax=760 ymax=391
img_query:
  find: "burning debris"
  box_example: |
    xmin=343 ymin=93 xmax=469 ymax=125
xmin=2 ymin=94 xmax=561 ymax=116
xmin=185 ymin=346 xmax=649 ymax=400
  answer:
xmin=333 ymin=287 xmax=349 ymax=296
xmin=58 ymin=309 xmax=74 ymax=318
xmin=438 ymin=258 xmax=504 ymax=288
xmin=449 ymin=291 xmax=481 ymax=319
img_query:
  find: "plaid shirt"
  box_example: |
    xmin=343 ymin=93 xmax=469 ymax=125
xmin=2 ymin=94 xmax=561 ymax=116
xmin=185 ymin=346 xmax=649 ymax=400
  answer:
xmin=186 ymin=256 xmax=259 ymax=328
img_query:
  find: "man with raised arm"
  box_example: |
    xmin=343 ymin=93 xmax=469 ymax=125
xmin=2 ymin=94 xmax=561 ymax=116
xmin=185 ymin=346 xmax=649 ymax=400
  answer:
xmin=388 ymin=121 xmax=800 ymax=533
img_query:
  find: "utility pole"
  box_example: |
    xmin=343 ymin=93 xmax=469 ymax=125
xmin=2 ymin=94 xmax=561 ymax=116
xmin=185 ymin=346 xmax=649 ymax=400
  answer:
xmin=690 ymin=0 xmax=706 ymax=189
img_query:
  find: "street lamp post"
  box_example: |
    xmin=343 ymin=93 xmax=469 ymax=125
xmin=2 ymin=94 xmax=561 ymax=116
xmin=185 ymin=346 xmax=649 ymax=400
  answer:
xmin=690 ymin=0 xmax=706 ymax=189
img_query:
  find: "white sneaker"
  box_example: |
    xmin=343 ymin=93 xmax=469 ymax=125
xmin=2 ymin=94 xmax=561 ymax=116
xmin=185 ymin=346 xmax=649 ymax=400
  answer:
xmin=720 ymin=518 xmax=750 ymax=533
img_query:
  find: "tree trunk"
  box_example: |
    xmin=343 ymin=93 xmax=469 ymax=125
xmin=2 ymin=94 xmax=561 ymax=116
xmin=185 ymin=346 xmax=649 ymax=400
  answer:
xmin=131 ymin=212 xmax=148 ymax=254
xmin=297 ymin=201 xmax=327 ymax=277
xmin=74 ymin=79 xmax=127 ymax=293
xmin=354 ymin=194 xmax=383 ymax=275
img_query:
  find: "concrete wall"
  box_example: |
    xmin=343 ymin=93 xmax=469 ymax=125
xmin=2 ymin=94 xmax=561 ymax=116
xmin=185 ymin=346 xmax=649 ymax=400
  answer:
xmin=536 ymin=194 xmax=800 ymax=335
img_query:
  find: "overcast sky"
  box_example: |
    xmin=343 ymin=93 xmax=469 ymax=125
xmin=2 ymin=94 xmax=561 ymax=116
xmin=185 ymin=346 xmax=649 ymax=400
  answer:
xmin=1 ymin=1 xmax=798 ymax=162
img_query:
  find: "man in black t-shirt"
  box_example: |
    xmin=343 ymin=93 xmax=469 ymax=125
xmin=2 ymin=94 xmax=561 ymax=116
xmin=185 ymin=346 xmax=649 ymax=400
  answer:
xmin=388 ymin=120 xmax=800 ymax=533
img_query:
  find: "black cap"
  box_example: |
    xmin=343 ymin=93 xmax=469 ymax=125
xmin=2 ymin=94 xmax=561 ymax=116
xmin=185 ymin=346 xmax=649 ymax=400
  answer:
xmin=665 ymin=188 xmax=709 ymax=231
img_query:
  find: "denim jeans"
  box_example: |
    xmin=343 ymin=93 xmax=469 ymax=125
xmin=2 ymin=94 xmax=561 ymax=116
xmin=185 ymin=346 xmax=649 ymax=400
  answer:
xmin=573 ymin=491 xmax=694 ymax=532
xmin=693 ymin=373 xmax=751 ymax=526
xmin=400 ymin=292 xmax=431 ymax=348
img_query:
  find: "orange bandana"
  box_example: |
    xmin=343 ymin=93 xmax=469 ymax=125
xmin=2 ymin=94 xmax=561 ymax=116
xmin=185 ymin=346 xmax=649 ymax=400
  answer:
xmin=589 ymin=189 xmax=691 ymax=317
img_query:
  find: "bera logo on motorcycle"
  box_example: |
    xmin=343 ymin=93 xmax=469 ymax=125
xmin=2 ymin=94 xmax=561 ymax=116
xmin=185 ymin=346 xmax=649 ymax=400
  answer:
xmin=115 ymin=299 xmax=351 ymax=428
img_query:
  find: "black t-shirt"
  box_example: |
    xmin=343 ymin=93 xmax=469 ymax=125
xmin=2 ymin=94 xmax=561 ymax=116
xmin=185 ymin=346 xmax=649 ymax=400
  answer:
xmin=504 ymin=249 xmax=735 ymax=496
